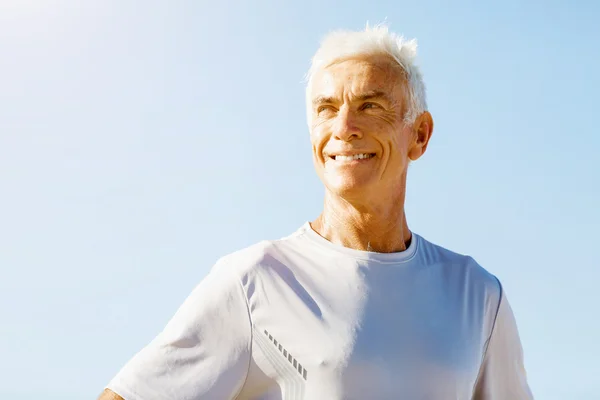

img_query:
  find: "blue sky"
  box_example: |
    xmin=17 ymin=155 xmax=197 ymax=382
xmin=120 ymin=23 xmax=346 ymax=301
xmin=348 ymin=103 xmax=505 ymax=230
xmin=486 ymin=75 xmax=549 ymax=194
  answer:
xmin=1 ymin=0 xmax=598 ymax=398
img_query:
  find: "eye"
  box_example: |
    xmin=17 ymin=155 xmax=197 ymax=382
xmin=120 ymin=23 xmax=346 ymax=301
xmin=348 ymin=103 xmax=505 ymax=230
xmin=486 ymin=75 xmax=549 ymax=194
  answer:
xmin=317 ymin=105 xmax=336 ymax=115
xmin=361 ymin=102 xmax=381 ymax=110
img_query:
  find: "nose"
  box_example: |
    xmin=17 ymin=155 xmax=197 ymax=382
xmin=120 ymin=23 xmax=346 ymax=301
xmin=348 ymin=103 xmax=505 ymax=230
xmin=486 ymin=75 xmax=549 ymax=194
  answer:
xmin=332 ymin=107 xmax=363 ymax=142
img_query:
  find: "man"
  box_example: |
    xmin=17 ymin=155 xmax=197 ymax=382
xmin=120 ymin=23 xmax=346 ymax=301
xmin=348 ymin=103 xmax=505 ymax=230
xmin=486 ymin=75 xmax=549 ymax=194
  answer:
xmin=100 ymin=25 xmax=533 ymax=399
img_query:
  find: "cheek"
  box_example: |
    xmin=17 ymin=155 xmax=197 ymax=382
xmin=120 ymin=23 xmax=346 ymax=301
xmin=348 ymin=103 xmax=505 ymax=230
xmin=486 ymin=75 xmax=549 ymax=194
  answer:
xmin=309 ymin=125 xmax=329 ymax=152
xmin=377 ymin=126 xmax=412 ymax=166
xmin=390 ymin=134 xmax=407 ymax=152
xmin=389 ymin=134 xmax=413 ymax=168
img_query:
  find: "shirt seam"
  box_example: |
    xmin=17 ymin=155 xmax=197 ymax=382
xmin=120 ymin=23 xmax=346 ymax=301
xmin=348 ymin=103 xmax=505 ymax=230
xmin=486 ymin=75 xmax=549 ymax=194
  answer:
xmin=228 ymin=261 xmax=254 ymax=400
xmin=470 ymin=275 xmax=503 ymax=398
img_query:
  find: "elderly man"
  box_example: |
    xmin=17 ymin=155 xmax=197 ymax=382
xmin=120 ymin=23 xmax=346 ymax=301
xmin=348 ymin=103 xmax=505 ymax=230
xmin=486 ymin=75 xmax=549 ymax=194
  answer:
xmin=100 ymin=26 xmax=533 ymax=400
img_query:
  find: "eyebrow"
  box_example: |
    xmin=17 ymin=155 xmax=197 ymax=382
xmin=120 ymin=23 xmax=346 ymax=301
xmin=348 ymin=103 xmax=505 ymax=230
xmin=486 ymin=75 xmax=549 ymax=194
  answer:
xmin=311 ymin=90 xmax=391 ymax=107
xmin=312 ymin=95 xmax=337 ymax=107
xmin=354 ymin=90 xmax=389 ymax=102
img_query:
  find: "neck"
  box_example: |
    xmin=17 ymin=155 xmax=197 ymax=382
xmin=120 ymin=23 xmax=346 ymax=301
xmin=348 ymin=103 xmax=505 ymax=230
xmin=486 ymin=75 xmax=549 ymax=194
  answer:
xmin=310 ymin=189 xmax=412 ymax=253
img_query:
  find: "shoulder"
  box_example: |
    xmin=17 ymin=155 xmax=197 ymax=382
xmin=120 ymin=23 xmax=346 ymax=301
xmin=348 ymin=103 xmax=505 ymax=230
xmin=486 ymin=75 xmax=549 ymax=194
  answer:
xmin=415 ymin=233 xmax=502 ymax=297
xmin=210 ymin=227 xmax=306 ymax=281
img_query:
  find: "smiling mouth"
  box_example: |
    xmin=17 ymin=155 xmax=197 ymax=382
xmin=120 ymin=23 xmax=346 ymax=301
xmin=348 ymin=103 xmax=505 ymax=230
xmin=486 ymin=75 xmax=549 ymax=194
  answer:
xmin=329 ymin=153 xmax=376 ymax=161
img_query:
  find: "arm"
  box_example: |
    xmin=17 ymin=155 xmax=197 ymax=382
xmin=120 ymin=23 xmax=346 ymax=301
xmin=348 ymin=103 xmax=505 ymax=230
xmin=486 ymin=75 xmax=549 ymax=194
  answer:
xmin=103 ymin=260 xmax=253 ymax=400
xmin=473 ymin=290 xmax=533 ymax=399
xmin=97 ymin=389 xmax=124 ymax=400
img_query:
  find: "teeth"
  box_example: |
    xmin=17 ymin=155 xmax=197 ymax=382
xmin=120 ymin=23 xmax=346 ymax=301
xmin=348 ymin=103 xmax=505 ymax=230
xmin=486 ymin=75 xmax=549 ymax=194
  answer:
xmin=334 ymin=153 xmax=373 ymax=161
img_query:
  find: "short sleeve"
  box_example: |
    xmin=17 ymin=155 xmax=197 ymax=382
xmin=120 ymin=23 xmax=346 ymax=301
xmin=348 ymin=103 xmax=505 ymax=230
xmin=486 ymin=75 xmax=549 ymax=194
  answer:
xmin=107 ymin=260 xmax=252 ymax=400
xmin=473 ymin=288 xmax=534 ymax=399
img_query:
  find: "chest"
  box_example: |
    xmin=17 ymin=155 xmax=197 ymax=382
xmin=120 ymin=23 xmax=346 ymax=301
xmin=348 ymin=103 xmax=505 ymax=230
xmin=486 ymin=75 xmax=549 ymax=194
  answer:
xmin=241 ymin=263 xmax=488 ymax=399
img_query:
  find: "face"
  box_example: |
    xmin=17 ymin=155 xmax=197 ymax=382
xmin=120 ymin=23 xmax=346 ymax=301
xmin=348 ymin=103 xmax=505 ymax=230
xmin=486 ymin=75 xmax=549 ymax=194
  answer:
xmin=308 ymin=55 xmax=432 ymax=200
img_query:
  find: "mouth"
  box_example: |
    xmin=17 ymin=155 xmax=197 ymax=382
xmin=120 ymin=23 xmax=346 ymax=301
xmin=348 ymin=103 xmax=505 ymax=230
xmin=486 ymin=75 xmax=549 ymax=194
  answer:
xmin=328 ymin=153 xmax=376 ymax=162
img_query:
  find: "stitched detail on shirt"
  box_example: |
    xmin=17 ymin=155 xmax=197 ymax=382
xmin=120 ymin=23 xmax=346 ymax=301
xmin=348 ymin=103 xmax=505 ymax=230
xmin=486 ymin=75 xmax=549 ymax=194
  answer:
xmin=263 ymin=329 xmax=307 ymax=380
xmin=253 ymin=326 xmax=305 ymax=399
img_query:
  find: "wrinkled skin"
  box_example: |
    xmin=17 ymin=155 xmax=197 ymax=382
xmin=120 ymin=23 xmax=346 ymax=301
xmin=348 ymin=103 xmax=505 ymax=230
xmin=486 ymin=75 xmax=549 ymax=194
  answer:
xmin=308 ymin=54 xmax=433 ymax=252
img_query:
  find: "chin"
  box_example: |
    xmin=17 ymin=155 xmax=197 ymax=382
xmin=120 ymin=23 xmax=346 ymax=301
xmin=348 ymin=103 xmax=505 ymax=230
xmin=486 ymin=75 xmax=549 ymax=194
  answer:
xmin=324 ymin=176 xmax=374 ymax=198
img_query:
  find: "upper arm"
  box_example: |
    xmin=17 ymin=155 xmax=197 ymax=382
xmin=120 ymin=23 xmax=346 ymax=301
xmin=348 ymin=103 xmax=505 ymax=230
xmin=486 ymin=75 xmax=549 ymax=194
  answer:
xmin=473 ymin=290 xmax=533 ymax=399
xmin=105 ymin=261 xmax=253 ymax=400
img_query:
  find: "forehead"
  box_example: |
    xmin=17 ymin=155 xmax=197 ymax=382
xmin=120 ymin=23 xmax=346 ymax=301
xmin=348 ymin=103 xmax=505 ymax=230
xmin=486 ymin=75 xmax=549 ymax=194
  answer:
xmin=309 ymin=55 xmax=406 ymax=100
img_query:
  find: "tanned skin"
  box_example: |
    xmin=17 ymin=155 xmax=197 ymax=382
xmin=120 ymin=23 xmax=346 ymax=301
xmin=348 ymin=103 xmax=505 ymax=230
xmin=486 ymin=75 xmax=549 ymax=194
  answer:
xmin=97 ymin=389 xmax=124 ymax=400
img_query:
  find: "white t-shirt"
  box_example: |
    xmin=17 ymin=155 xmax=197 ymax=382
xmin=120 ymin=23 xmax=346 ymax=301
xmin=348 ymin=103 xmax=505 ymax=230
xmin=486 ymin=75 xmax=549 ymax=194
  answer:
xmin=107 ymin=223 xmax=533 ymax=399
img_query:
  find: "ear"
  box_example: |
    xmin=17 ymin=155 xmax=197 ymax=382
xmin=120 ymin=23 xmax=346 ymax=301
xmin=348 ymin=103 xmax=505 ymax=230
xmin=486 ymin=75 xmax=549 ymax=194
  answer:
xmin=408 ymin=111 xmax=434 ymax=161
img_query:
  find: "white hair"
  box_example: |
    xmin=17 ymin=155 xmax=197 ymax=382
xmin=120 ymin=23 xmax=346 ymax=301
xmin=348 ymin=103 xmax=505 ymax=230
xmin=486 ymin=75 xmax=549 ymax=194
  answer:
xmin=306 ymin=24 xmax=427 ymax=124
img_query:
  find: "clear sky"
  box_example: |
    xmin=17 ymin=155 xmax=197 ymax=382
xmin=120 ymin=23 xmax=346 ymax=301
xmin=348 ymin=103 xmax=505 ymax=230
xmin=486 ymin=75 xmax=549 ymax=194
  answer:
xmin=1 ymin=0 xmax=599 ymax=398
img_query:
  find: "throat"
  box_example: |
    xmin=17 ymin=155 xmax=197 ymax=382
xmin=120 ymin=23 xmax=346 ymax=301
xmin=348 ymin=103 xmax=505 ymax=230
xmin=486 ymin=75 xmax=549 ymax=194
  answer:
xmin=311 ymin=215 xmax=411 ymax=253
